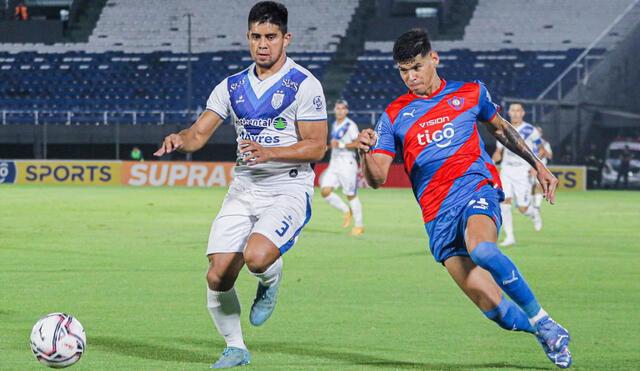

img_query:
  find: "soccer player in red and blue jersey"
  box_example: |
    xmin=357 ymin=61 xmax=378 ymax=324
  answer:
xmin=356 ymin=29 xmax=572 ymax=368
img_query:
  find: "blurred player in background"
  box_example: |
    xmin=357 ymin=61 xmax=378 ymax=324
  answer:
xmin=357 ymin=29 xmax=571 ymax=368
xmin=491 ymin=103 xmax=547 ymax=246
xmin=154 ymin=2 xmax=327 ymax=368
xmin=532 ymin=126 xmax=553 ymax=210
xmin=319 ymin=99 xmax=364 ymax=235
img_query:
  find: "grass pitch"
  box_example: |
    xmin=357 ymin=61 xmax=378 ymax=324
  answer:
xmin=1 ymin=185 xmax=639 ymax=370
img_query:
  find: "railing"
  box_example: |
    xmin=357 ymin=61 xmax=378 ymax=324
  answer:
xmin=536 ymin=0 xmax=640 ymax=104
xmin=0 ymin=109 xmax=384 ymax=126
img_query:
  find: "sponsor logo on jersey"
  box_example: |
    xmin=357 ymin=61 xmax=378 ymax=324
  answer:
xmin=235 ymin=95 xmax=245 ymax=104
xmin=313 ymin=96 xmax=324 ymax=111
xmin=403 ymin=109 xmax=416 ymax=117
xmin=271 ymin=91 xmax=284 ymax=109
xmin=273 ymin=116 xmax=287 ymax=131
xmin=416 ymin=122 xmax=455 ymax=148
xmin=418 ymin=116 xmax=450 ymax=128
xmin=447 ymin=96 xmax=464 ymax=111
xmin=281 ymin=78 xmax=299 ymax=92
xmin=229 ymin=78 xmax=246 ymax=93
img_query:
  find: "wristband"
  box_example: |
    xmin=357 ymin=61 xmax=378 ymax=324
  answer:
xmin=338 ymin=142 xmax=345 ymax=149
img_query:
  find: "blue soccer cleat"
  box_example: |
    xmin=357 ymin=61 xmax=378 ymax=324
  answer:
xmin=535 ymin=316 xmax=572 ymax=368
xmin=249 ymin=273 xmax=282 ymax=326
xmin=210 ymin=347 xmax=250 ymax=369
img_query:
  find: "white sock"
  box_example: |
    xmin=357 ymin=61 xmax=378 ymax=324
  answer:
xmin=500 ymin=204 xmax=514 ymax=240
xmin=249 ymin=256 xmax=282 ymax=287
xmin=207 ymin=287 xmax=246 ymax=350
xmin=522 ymin=206 xmax=537 ymax=219
xmin=534 ymin=194 xmax=543 ymax=208
xmin=323 ymin=192 xmax=349 ymax=213
xmin=348 ymin=196 xmax=363 ymax=227
xmin=529 ymin=308 xmax=549 ymax=327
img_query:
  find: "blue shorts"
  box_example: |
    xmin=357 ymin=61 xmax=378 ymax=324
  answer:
xmin=424 ymin=185 xmax=504 ymax=263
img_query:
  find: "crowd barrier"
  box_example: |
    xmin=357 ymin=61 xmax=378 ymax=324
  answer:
xmin=0 ymin=160 xmax=586 ymax=190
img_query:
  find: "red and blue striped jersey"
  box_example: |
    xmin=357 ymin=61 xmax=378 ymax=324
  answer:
xmin=371 ymin=80 xmax=502 ymax=223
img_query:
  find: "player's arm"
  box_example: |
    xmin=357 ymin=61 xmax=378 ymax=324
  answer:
xmin=154 ymin=110 xmax=224 ymax=156
xmin=356 ymin=128 xmax=393 ymax=188
xmin=240 ymin=120 xmax=327 ymax=164
xmin=481 ymin=113 xmax=558 ymax=203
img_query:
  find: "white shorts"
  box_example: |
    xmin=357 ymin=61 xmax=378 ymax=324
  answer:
xmin=206 ymin=180 xmax=312 ymax=256
xmin=319 ymin=162 xmax=358 ymax=196
xmin=501 ymin=169 xmax=533 ymax=207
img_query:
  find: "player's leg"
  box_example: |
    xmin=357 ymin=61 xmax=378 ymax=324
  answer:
xmin=465 ymin=214 xmax=571 ymax=367
xmin=514 ymin=177 xmax=542 ymax=231
xmin=342 ymin=167 xmax=363 ymax=235
xmin=206 ymin=253 xmax=249 ymax=360
xmin=444 ymin=255 xmax=535 ymax=333
xmin=320 ymin=169 xmax=351 ymax=227
xmin=206 ymin=213 xmax=253 ymax=368
xmin=533 ymin=182 xmax=544 ymax=209
xmin=247 ymin=191 xmax=312 ymax=326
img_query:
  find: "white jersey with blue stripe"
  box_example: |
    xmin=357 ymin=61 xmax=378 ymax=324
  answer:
xmin=206 ymin=57 xmax=327 ymax=186
xmin=497 ymin=121 xmax=542 ymax=170
xmin=329 ymin=117 xmax=359 ymax=164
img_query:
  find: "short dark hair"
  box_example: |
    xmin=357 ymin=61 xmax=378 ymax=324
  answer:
xmin=393 ymin=28 xmax=432 ymax=63
xmin=509 ymin=102 xmax=525 ymax=109
xmin=248 ymin=1 xmax=288 ymax=34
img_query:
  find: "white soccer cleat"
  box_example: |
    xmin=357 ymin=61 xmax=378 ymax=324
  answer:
xmin=500 ymin=237 xmax=516 ymax=247
xmin=533 ymin=209 xmax=543 ymax=231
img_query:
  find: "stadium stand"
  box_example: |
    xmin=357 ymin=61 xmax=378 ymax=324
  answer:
xmin=344 ymin=0 xmax=640 ymax=120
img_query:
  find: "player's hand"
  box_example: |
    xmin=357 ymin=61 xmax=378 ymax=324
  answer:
xmin=330 ymin=139 xmax=339 ymax=148
xmin=357 ymin=129 xmax=377 ymax=153
xmin=154 ymin=133 xmax=183 ymax=157
xmin=239 ymin=140 xmax=274 ymax=166
xmin=535 ymin=163 xmax=558 ymax=205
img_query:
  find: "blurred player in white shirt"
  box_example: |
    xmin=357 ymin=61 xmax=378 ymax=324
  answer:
xmin=492 ymin=103 xmax=548 ymax=246
xmin=532 ymin=126 xmax=553 ymax=210
xmin=154 ymin=2 xmax=327 ymax=368
xmin=320 ymin=100 xmax=364 ymax=235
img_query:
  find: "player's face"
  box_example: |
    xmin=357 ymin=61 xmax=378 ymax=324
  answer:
xmin=508 ymin=104 xmax=525 ymax=125
xmin=247 ymin=22 xmax=291 ymax=69
xmin=397 ymin=52 xmax=439 ymax=96
xmin=334 ymin=103 xmax=348 ymax=121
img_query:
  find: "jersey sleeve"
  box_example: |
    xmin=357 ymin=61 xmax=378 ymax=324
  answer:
xmin=530 ymin=127 xmax=543 ymax=148
xmin=370 ymin=112 xmax=395 ymax=158
xmin=476 ymin=81 xmax=501 ymax=122
xmin=347 ymin=120 xmax=360 ymax=142
xmin=296 ymin=77 xmax=327 ymax=121
xmin=206 ymin=78 xmax=230 ymax=120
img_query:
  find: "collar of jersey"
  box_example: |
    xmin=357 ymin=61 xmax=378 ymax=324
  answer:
xmin=248 ymin=57 xmax=293 ymax=89
xmin=408 ymin=79 xmax=447 ymax=100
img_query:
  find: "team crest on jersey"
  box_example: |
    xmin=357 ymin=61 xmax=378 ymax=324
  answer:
xmin=447 ymin=96 xmax=464 ymax=111
xmin=271 ymin=91 xmax=285 ymax=109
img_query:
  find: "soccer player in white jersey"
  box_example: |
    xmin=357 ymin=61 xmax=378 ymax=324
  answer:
xmin=492 ymin=103 xmax=548 ymax=246
xmin=532 ymin=126 xmax=553 ymax=210
xmin=319 ymin=99 xmax=364 ymax=235
xmin=154 ymin=2 xmax=327 ymax=368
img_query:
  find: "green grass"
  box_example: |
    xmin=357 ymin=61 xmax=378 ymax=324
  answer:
xmin=1 ymin=185 xmax=639 ymax=370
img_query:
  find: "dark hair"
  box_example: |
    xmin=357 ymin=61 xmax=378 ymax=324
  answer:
xmin=335 ymin=99 xmax=349 ymax=108
xmin=509 ymin=102 xmax=525 ymax=109
xmin=248 ymin=1 xmax=288 ymax=34
xmin=393 ymin=28 xmax=432 ymax=63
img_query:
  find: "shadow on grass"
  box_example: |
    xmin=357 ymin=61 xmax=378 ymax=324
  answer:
xmin=92 ymin=335 xmax=546 ymax=369
xmin=251 ymin=341 xmax=548 ymax=370
xmin=90 ymin=335 xmax=211 ymax=364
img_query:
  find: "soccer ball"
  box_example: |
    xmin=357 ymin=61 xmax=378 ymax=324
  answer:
xmin=30 ymin=313 xmax=86 ymax=368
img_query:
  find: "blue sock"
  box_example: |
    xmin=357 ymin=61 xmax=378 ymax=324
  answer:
xmin=482 ymin=295 xmax=536 ymax=333
xmin=470 ymin=241 xmax=542 ymax=318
